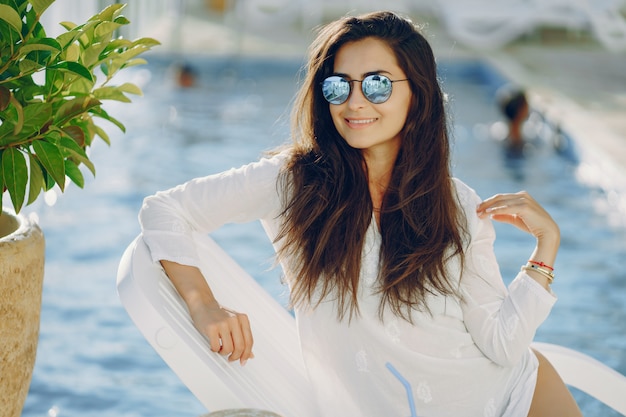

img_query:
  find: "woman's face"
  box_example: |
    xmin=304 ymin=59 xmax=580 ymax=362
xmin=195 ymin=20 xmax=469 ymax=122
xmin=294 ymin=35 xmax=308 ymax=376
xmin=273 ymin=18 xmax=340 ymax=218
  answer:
xmin=328 ymin=37 xmax=412 ymax=161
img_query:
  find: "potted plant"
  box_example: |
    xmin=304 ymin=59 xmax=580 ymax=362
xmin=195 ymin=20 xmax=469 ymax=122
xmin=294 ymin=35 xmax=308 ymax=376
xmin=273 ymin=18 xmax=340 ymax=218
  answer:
xmin=0 ymin=1 xmax=158 ymax=415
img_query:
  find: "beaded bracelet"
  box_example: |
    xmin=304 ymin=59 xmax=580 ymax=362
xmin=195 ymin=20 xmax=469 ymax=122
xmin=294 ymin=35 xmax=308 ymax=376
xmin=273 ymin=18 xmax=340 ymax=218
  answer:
xmin=528 ymin=259 xmax=554 ymax=271
xmin=521 ymin=263 xmax=555 ymax=284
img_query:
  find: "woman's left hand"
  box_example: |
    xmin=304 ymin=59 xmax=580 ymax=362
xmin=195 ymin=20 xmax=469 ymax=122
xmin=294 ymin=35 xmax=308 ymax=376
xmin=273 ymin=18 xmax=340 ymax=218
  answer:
xmin=477 ymin=191 xmax=560 ymax=289
xmin=476 ymin=191 xmax=559 ymax=245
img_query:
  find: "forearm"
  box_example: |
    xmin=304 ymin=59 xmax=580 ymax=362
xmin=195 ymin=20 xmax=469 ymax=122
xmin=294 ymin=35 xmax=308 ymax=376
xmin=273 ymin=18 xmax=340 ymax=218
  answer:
xmin=160 ymin=260 xmax=254 ymax=364
xmin=160 ymin=260 xmax=219 ymax=309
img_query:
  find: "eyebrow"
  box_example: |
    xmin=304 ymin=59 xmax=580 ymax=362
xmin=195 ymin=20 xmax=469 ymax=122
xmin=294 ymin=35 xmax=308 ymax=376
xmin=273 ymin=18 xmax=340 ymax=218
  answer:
xmin=331 ymin=70 xmax=393 ymax=79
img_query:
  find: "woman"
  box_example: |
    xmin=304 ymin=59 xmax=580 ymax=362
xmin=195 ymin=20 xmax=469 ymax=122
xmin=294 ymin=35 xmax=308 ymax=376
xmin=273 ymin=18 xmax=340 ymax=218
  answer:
xmin=139 ymin=11 xmax=582 ymax=417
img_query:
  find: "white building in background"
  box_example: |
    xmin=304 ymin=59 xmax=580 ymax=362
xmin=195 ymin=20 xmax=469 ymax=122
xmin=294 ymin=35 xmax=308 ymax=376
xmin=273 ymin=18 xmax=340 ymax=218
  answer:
xmin=39 ymin=0 xmax=626 ymax=53
xmin=39 ymin=0 xmax=177 ymax=39
xmin=37 ymin=0 xmax=433 ymax=52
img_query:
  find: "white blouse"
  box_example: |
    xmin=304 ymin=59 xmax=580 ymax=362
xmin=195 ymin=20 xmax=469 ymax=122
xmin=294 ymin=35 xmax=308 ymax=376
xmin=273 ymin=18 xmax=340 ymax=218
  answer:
xmin=139 ymin=152 xmax=557 ymax=417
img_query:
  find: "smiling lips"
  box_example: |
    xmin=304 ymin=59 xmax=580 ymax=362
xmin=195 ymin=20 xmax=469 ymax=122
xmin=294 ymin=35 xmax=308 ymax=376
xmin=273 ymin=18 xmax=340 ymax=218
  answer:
xmin=346 ymin=118 xmax=377 ymax=126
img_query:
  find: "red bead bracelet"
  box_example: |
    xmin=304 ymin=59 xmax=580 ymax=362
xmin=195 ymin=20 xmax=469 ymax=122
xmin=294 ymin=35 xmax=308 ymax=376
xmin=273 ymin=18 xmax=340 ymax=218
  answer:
xmin=528 ymin=260 xmax=554 ymax=271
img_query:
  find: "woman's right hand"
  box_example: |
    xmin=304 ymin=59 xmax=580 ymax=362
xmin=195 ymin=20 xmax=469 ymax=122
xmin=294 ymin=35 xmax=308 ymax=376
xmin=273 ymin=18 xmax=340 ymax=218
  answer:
xmin=187 ymin=300 xmax=254 ymax=365
xmin=160 ymin=260 xmax=254 ymax=365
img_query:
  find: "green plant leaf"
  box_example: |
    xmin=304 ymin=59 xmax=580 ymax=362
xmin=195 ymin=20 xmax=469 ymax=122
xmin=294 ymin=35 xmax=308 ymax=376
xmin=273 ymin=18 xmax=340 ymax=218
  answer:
xmin=29 ymin=0 xmax=56 ymax=16
xmin=0 ymin=4 xmax=23 ymax=34
xmin=0 ymin=95 xmax=21 ymax=143
xmin=61 ymin=125 xmax=85 ymax=147
xmin=1 ymin=147 xmax=28 ymax=213
xmin=99 ymin=62 xmax=109 ymax=76
xmin=27 ymin=10 xmax=47 ymax=39
xmin=59 ymin=20 xmax=78 ymax=31
xmin=1 ymin=1 xmax=159 ymax=213
xmin=65 ymin=77 xmax=95 ymax=96
xmin=25 ymin=48 xmax=53 ymax=67
xmin=49 ymin=61 xmax=94 ymax=82
xmin=56 ymin=24 xmax=82 ymax=49
xmin=58 ymin=134 xmax=96 ymax=175
xmin=64 ymin=42 xmax=80 ymax=61
xmin=32 ymin=138 xmax=65 ymax=191
xmin=92 ymin=3 xmax=126 ymax=23
xmin=131 ymin=37 xmax=162 ymax=48
xmin=76 ymin=21 xmax=101 ymax=49
xmin=53 ymin=96 xmax=101 ymax=126
xmin=101 ymin=45 xmax=150 ymax=76
xmin=0 ymin=113 xmax=18 ymax=145
xmin=83 ymin=41 xmax=109 ymax=68
xmin=90 ymin=106 xmax=125 ymax=133
xmin=101 ymin=38 xmax=132 ymax=54
xmin=114 ymin=15 xmax=130 ymax=25
xmin=92 ymin=82 xmax=142 ymax=102
xmin=19 ymin=37 xmax=62 ymax=55
xmin=117 ymin=82 xmax=143 ymax=95
xmin=92 ymin=124 xmax=110 ymax=145
xmin=120 ymin=57 xmax=148 ymax=70
xmin=26 ymin=153 xmax=45 ymax=205
xmin=93 ymin=86 xmax=131 ymax=102
xmin=8 ymin=94 xmax=24 ymax=136
xmin=0 ymin=86 xmax=9 ymax=111
xmin=64 ymin=159 xmax=84 ymax=188
xmin=0 ymin=120 xmax=17 ymax=144
xmin=94 ymin=21 xmax=122 ymax=41
xmin=68 ymin=118 xmax=95 ymax=146
xmin=42 ymin=166 xmax=55 ymax=191
xmin=21 ymin=101 xmax=52 ymax=135
xmin=18 ymin=57 xmax=45 ymax=74
xmin=116 ymin=44 xmax=152 ymax=63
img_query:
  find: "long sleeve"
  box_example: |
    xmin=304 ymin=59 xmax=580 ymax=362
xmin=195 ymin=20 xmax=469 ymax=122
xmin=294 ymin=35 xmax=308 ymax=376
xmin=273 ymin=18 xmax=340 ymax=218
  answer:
xmin=138 ymin=152 xmax=287 ymax=268
xmin=455 ymin=180 xmax=557 ymax=367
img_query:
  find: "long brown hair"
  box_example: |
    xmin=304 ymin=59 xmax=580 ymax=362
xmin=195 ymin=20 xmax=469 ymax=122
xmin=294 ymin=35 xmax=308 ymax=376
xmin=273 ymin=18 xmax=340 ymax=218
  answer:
xmin=276 ymin=11 xmax=467 ymax=322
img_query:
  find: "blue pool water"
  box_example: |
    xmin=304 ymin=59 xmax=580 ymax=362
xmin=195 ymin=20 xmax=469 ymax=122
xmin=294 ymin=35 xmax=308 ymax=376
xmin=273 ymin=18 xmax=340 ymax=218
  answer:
xmin=21 ymin=56 xmax=625 ymax=417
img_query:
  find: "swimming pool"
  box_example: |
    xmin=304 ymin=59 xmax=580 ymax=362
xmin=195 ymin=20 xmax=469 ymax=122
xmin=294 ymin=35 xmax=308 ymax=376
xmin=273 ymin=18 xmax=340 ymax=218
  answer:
xmin=21 ymin=56 xmax=625 ymax=417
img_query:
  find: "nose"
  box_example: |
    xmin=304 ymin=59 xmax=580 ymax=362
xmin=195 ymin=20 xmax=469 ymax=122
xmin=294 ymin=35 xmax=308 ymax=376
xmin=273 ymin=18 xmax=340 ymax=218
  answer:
xmin=346 ymin=80 xmax=367 ymax=109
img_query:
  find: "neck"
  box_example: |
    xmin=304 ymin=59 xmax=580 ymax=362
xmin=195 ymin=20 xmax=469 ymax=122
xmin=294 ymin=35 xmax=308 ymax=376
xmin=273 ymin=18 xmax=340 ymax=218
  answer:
xmin=363 ymin=148 xmax=398 ymax=220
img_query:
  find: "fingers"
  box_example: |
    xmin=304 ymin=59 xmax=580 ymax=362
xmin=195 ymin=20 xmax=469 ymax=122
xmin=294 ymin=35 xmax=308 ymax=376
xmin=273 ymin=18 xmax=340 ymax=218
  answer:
xmin=476 ymin=191 xmax=532 ymax=217
xmin=477 ymin=192 xmax=528 ymax=231
xmin=206 ymin=323 xmax=223 ymax=353
xmin=477 ymin=191 xmax=539 ymax=220
xmin=235 ymin=312 xmax=254 ymax=365
xmin=476 ymin=191 xmax=559 ymax=240
xmin=204 ymin=308 xmax=254 ymax=365
xmin=220 ymin=310 xmax=254 ymax=364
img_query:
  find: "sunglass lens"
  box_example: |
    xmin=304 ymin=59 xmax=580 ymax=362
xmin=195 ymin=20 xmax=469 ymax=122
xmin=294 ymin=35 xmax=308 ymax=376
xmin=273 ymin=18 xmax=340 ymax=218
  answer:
xmin=362 ymin=74 xmax=392 ymax=104
xmin=322 ymin=76 xmax=350 ymax=104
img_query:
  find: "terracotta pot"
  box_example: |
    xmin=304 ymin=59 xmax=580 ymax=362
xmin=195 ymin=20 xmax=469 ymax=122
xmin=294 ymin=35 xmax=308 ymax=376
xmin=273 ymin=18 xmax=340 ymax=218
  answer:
xmin=0 ymin=209 xmax=45 ymax=417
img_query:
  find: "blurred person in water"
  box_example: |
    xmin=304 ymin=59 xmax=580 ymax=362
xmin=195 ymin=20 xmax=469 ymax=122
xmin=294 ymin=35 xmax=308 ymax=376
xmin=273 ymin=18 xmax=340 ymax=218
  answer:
xmin=139 ymin=11 xmax=582 ymax=417
xmin=496 ymin=84 xmax=578 ymax=165
xmin=496 ymin=84 xmax=531 ymax=158
xmin=174 ymin=62 xmax=196 ymax=88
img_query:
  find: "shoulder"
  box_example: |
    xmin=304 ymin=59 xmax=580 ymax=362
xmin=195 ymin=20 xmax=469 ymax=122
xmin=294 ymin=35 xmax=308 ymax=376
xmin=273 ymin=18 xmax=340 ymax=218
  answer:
xmin=451 ymin=177 xmax=482 ymax=209
xmin=253 ymin=148 xmax=291 ymax=168
xmin=450 ymin=178 xmax=492 ymax=241
xmin=231 ymin=149 xmax=292 ymax=180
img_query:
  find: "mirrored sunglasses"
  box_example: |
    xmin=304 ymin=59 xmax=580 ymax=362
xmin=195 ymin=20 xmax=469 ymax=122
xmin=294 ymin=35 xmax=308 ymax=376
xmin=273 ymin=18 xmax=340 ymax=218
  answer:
xmin=321 ymin=74 xmax=408 ymax=105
